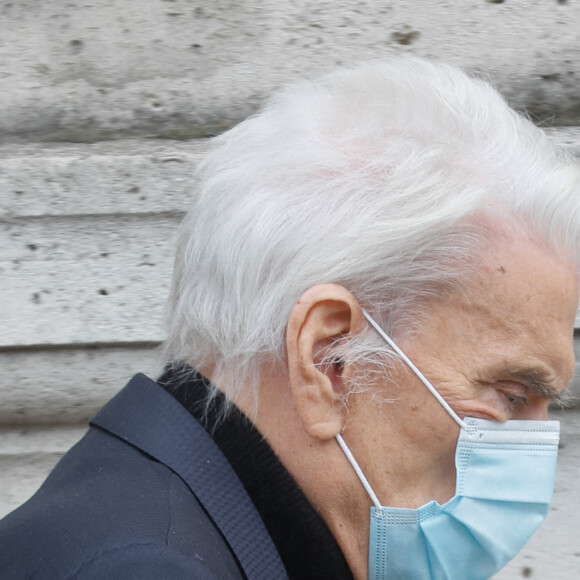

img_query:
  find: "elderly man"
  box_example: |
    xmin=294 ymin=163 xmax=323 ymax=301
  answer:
xmin=1 ymin=58 xmax=579 ymax=579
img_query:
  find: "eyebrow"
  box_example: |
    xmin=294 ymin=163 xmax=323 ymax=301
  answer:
xmin=503 ymin=368 xmax=571 ymax=406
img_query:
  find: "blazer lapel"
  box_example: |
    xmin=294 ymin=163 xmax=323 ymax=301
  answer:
xmin=91 ymin=373 xmax=288 ymax=580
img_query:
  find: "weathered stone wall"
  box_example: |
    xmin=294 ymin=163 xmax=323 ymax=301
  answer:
xmin=1 ymin=2 xmax=580 ymax=577
xmin=2 ymin=0 xmax=580 ymax=144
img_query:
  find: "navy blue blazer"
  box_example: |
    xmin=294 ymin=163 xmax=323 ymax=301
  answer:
xmin=0 ymin=374 xmax=288 ymax=579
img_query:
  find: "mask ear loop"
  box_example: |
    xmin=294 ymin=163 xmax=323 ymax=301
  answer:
xmin=335 ymin=308 xmax=469 ymax=512
xmin=362 ymin=309 xmax=468 ymax=431
xmin=336 ymin=433 xmax=383 ymax=512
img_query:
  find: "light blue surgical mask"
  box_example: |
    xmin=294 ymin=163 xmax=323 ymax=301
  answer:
xmin=336 ymin=310 xmax=560 ymax=580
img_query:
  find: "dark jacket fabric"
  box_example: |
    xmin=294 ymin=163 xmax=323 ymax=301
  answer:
xmin=158 ymin=368 xmax=354 ymax=580
xmin=0 ymin=374 xmax=287 ymax=579
xmin=0 ymin=372 xmax=354 ymax=579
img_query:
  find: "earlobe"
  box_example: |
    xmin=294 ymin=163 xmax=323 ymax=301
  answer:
xmin=286 ymin=284 xmax=364 ymax=441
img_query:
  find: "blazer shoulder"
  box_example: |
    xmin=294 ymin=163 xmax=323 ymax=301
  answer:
xmin=0 ymin=425 xmax=244 ymax=579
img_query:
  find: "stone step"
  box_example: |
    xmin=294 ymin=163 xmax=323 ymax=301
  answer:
xmin=0 ymin=346 xmax=162 ymax=426
xmin=1 ymin=1 xmax=580 ymax=143
xmin=0 ymin=140 xmax=206 ymax=218
xmin=1 ymin=213 xmax=177 ymax=346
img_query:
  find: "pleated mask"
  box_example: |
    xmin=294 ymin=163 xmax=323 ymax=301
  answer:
xmin=336 ymin=310 xmax=560 ymax=580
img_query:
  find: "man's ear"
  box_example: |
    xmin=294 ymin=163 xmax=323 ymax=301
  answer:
xmin=286 ymin=284 xmax=365 ymax=441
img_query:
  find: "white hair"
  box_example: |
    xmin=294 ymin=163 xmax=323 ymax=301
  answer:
xmin=164 ymin=57 xmax=580 ymax=406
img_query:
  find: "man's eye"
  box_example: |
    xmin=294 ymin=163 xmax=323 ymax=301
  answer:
xmin=505 ymin=394 xmax=528 ymax=408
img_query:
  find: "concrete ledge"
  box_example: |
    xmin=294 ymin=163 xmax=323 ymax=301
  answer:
xmin=1 ymin=213 xmax=178 ymax=346
xmin=2 ymin=2 xmax=580 ymax=143
xmin=0 ymin=140 xmax=206 ymax=218
xmin=0 ymin=346 xmax=162 ymax=425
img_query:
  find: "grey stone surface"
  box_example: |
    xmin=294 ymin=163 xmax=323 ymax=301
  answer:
xmin=1 ymin=1 xmax=580 ymax=143
xmin=0 ymin=140 xmax=206 ymax=218
xmin=0 ymin=346 xmax=162 ymax=425
xmin=1 ymin=213 xmax=177 ymax=346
